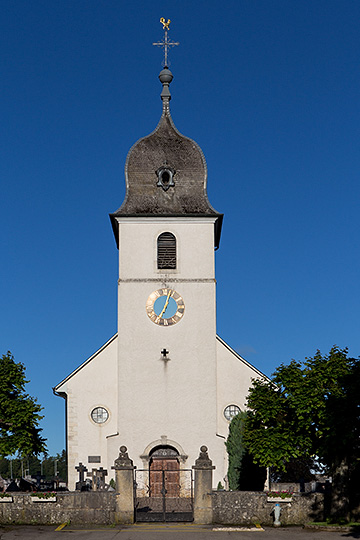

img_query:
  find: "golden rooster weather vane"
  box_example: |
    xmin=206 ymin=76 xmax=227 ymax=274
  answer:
xmin=160 ymin=17 xmax=171 ymax=30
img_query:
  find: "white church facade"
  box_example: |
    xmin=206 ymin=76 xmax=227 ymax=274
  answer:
xmin=54 ymin=58 xmax=266 ymax=490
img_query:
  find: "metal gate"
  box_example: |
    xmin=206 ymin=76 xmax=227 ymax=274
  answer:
xmin=134 ymin=468 xmax=194 ymax=522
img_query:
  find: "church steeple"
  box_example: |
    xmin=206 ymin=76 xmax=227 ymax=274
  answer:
xmin=110 ymin=21 xmax=223 ymax=248
xmin=152 ymin=18 xmax=178 ymax=108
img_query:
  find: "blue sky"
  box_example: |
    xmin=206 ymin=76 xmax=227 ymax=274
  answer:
xmin=1 ymin=0 xmax=360 ymax=456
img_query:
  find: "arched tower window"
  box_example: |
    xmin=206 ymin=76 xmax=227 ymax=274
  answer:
xmin=157 ymin=232 xmax=176 ymax=269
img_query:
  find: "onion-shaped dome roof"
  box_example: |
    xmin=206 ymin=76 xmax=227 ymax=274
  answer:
xmin=110 ymin=67 xmax=223 ymax=248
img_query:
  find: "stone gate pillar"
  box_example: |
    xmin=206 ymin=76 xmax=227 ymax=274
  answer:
xmin=112 ymin=445 xmax=136 ymax=524
xmin=192 ymin=445 xmax=215 ymax=524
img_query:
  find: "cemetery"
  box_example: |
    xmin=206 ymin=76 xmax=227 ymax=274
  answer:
xmin=0 ymin=445 xmax=327 ymax=527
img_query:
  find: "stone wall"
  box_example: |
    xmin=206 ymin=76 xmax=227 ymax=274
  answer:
xmin=212 ymin=491 xmax=325 ymax=526
xmin=0 ymin=491 xmax=326 ymax=526
xmin=270 ymin=482 xmax=317 ymax=493
xmin=270 ymin=482 xmax=301 ymax=493
xmin=0 ymin=493 xmax=116 ymax=525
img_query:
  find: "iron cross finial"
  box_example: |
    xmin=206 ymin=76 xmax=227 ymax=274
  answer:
xmin=153 ymin=18 xmax=179 ymax=67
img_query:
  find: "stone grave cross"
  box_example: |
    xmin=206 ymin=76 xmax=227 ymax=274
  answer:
xmin=87 ymin=467 xmax=108 ymax=490
xmin=97 ymin=467 xmax=108 ymax=489
xmin=75 ymin=462 xmax=87 ymax=483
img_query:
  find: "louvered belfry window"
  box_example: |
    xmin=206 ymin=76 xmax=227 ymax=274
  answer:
xmin=157 ymin=232 xmax=176 ymax=269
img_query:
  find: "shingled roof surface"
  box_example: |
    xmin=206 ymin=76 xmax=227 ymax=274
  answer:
xmin=111 ymin=109 xmax=220 ymax=217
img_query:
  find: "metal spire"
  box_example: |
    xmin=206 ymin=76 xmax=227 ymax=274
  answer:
xmin=153 ymin=18 xmax=179 ymax=67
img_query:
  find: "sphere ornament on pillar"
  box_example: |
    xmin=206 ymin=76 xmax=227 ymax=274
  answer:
xmin=193 ymin=445 xmax=215 ymax=469
xmin=112 ymin=445 xmax=134 ymax=469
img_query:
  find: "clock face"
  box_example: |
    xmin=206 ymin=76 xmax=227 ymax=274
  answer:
xmin=146 ymin=288 xmax=185 ymax=326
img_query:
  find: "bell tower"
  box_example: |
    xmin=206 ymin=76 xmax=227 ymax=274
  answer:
xmin=109 ymin=21 xmax=224 ymax=473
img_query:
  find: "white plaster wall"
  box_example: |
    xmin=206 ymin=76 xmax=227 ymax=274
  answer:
xmin=115 ymin=217 xmax=226 ymax=484
xmin=56 ymin=336 xmax=118 ymax=490
xmin=117 ymin=218 xmax=215 ymax=279
xmin=216 ymin=336 xmax=267 ymax=438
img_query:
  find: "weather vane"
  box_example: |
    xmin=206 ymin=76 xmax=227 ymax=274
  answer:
xmin=153 ymin=17 xmax=179 ymax=67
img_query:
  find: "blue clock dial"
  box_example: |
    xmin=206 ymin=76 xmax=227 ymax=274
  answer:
xmin=154 ymin=296 xmax=178 ymax=318
xmin=146 ymin=288 xmax=185 ymax=326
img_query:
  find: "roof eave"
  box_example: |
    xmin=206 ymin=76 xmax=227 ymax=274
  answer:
xmin=109 ymin=212 xmax=223 ymax=250
xmin=216 ymin=334 xmax=270 ymax=380
xmin=53 ymin=334 xmax=118 ymax=391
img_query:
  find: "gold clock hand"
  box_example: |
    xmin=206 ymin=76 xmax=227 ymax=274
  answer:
xmin=159 ymin=290 xmax=171 ymax=318
xmin=159 ymin=289 xmax=172 ymax=318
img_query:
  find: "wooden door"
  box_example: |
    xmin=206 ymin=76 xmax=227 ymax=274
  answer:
xmin=149 ymin=458 xmax=180 ymax=497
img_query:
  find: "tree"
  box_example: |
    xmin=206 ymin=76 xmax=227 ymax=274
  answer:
xmin=270 ymin=456 xmax=317 ymax=484
xmin=244 ymin=347 xmax=360 ymax=519
xmin=0 ymin=450 xmax=67 ymax=482
xmin=41 ymin=450 xmax=67 ymax=481
xmin=226 ymin=411 xmax=247 ymax=490
xmin=226 ymin=411 xmax=266 ymax=491
xmin=0 ymin=352 xmax=47 ymax=458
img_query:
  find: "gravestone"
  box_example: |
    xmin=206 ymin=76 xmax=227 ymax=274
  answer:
xmin=6 ymin=480 xmax=20 ymax=492
xmin=75 ymin=462 xmax=89 ymax=491
xmin=31 ymin=472 xmax=45 ymax=490
xmin=96 ymin=467 xmax=108 ymax=490
xmin=87 ymin=467 xmax=108 ymax=490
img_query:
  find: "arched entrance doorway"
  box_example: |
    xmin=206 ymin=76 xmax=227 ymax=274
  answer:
xmin=149 ymin=445 xmax=180 ymax=497
xmin=134 ymin=444 xmax=194 ymax=522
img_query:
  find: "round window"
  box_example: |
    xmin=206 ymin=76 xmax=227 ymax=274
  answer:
xmin=224 ymin=405 xmax=241 ymax=421
xmin=91 ymin=407 xmax=109 ymax=424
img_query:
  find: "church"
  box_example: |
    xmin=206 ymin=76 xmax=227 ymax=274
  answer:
xmin=54 ymin=27 xmax=266 ymax=490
